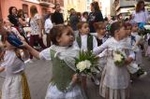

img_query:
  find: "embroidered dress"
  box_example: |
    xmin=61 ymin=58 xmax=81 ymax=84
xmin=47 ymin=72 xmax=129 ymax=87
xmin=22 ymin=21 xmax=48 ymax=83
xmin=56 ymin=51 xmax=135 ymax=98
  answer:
xmin=1 ymin=50 xmax=31 ymax=99
xmin=39 ymin=45 xmax=86 ymax=99
xmin=93 ymin=37 xmax=134 ymax=99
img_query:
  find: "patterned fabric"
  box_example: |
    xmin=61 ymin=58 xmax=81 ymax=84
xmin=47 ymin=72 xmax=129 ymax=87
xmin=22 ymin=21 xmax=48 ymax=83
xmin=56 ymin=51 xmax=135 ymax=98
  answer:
xmin=30 ymin=13 xmax=41 ymax=35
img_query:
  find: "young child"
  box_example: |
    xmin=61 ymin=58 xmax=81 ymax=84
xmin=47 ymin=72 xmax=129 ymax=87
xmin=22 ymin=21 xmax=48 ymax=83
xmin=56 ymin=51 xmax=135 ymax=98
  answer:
xmin=93 ymin=21 xmax=135 ymax=99
xmin=130 ymin=22 xmax=147 ymax=78
xmin=0 ymin=33 xmax=31 ymax=99
xmin=74 ymin=22 xmax=99 ymax=86
xmin=23 ymin=25 xmax=86 ymax=99
xmin=74 ymin=21 xmax=98 ymax=51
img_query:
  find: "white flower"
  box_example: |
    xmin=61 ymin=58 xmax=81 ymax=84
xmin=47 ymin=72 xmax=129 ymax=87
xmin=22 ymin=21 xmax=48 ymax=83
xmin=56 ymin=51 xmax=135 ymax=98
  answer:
xmin=144 ymin=25 xmax=150 ymax=30
xmin=76 ymin=60 xmax=91 ymax=72
xmin=113 ymin=52 xmax=123 ymax=62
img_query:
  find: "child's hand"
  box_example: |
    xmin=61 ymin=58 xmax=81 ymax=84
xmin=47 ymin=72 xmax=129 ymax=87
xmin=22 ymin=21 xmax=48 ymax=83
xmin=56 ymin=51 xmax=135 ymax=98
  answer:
xmin=125 ymin=57 xmax=133 ymax=65
xmin=71 ymin=73 xmax=79 ymax=85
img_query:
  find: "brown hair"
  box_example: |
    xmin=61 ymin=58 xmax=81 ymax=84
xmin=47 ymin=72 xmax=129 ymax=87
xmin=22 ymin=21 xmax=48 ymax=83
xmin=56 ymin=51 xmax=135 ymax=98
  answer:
xmin=110 ymin=21 xmax=124 ymax=37
xmin=77 ymin=21 xmax=88 ymax=29
xmin=91 ymin=1 xmax=100 ymax=12
xmin=50 ymin=25 xmax=74 ymax=45
xmin=17 ymin=9 xmax=25 ymax=18
xmin=136 ymin=0 xmax=145 ymax=13
xmin=93 ymin=22 xmax=105 ymax=31
xmin=30 ymin=5 xmax=38 ymax=17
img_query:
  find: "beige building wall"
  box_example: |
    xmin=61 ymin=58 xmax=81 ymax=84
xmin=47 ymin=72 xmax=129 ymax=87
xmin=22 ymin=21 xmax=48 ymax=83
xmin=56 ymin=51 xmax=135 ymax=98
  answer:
xmin=64 ymin=0 xmax=87 ymax=20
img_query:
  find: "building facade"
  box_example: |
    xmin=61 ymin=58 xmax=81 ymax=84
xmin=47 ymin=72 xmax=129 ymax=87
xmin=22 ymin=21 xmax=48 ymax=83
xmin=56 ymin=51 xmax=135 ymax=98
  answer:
xmin=0 ymin=0 xmax=64 ymax=20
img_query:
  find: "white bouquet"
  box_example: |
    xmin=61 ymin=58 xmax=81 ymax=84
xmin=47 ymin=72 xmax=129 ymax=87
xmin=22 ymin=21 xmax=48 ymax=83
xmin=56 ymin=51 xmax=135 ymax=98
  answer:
xmin=75 ymin=51 xmax=99 ymax=74
xmin=113 ymin=50 xmax=125 ymax=67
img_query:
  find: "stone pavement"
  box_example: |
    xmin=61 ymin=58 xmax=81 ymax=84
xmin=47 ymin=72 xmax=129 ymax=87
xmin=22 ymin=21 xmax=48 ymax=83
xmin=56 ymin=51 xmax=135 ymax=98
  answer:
xmin=0 ymin=57 xmax=150 ymax=99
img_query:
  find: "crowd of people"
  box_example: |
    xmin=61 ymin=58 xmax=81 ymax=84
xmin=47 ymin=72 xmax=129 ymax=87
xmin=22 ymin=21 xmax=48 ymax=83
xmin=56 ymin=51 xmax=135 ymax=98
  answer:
xmin=0 ymin=0 xmax=150 ymax=99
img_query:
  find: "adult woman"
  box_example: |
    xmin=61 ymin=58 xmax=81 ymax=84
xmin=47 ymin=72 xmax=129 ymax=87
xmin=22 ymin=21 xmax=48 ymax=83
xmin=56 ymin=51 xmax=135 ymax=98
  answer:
xmin=132 ymin=0 xmax=149 ymax=28
xmin=29 ymin=5 xmax=46 ymax=61
xmin=8 ymin=6 xmax=18 ymax=27
xmin=88 ymin=1 xmax=103 ymax=33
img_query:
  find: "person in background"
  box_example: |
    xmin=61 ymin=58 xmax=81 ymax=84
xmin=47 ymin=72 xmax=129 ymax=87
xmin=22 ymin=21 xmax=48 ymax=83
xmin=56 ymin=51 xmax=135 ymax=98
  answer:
xmin=88 ymin=1 xmax=103 ymax=33
xmin=132 ymin=0 xmax=149 ymax=29
xmin=7 ymin=6 xmax=19 ymax=28
xmin=51 ymin=4 xmax=64 ymax=25
xmin=28 ymin=5 xmax=46 ymax=63
xmin=44 ymin=12 xmax=53 ymax=47
xmin=69 ymin=8 xmax=80 ymax=33
xmin=81 ymin=12 xmax=89 ymax=22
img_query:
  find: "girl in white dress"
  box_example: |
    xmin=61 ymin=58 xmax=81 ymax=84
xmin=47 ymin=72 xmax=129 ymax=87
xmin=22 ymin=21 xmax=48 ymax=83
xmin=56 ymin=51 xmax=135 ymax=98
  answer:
xmin=23 ymin=24 xmax=86 ymax=99
xmin=0 ymin=34 xmax=31 ymax=99
xmin=93 ymin=21 xmax=135 ymax=99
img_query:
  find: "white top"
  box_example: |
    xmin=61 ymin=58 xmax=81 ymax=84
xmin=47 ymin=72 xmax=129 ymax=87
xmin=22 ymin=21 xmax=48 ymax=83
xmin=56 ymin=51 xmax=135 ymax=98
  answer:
xmin=44 ymin=18 xmax=53 ymax=34
xmin=132 ymin=10 xmax=149 ymax=23
xmin=30 ymin=13 xmax=41 ymax=35
xmin=93 ymin=37 xmax=135 ymax=89
xmin=74 ymin=34 xmax=98 ymax=51
xmin=0 ymin=50 xmax=25 ymax=76
xmin=39 ymin=45 xmax=79 ymax=61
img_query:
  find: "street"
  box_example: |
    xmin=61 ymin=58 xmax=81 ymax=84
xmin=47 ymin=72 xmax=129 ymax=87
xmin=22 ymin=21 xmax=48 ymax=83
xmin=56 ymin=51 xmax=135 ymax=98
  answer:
xmin=0 ymin=57 xmax=150 ymax=99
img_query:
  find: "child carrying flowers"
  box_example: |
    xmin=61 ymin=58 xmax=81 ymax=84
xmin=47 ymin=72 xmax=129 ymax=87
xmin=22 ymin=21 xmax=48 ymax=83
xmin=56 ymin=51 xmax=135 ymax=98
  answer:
xmin=93 ymin=21 xmax=135 ymax=99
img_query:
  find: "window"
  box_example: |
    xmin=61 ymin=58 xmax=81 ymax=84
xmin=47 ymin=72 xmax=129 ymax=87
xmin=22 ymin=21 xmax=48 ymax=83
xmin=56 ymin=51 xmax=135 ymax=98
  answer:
xmin=22 ymin=4 xmax=29 ymax=15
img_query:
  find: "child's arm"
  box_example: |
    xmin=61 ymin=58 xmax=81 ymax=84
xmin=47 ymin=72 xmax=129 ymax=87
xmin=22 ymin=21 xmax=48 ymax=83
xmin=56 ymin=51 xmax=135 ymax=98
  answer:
xmin=23 ymin=42 xmax=40 ymax=59
xmin=0 ymin=66 xmax=5 ymax=72
xmin=93 ymin=38 xmax=109 ymax=55
xmin=125 ymin=50 xmax=135 ymax=65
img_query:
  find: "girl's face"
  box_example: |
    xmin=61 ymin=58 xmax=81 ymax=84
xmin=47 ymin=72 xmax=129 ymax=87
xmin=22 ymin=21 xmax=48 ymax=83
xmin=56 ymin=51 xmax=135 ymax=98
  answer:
xmin=57 ymin=30 xmax=74 ymax=47
xmin=118 ymin=27 xmax=126 ymax=40
xmin=132 ymin=25 xmax=138 ymax=32
xmin=12 ymin=7 xmax=17 ymax=15
xmin=125 ymin=26 xmax=132 ymax=36
xmin=97 ymin=26 xmax=106 ymax=35
xmin=79 ymin=23 xmax=90 ymax=35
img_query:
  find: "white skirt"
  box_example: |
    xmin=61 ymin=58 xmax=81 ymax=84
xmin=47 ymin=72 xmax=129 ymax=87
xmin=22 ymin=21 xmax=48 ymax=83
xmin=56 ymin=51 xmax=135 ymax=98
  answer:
xmin=45 ymin=83 xmax=86 ymax=99
xmin=1 ymin=73 xmax=31 ymax=99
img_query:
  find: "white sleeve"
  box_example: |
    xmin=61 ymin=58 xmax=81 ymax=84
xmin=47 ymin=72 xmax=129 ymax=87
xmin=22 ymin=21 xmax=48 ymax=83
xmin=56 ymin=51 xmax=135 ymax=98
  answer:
xmin=44 ymin=18 xmax=53 ymax=33
xmin=129 ymin=50 xmax=135 ymax=60
xmin=39 ymin=48 xmax=51 ymax=60
xmin=93 ymin=39 xmax=109 ymax=55
xmin=1 ymin=51 xmax=15 ymax=68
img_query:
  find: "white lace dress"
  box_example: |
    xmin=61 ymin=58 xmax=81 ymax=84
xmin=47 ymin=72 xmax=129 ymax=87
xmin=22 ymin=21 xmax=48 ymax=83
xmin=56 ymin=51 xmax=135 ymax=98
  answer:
xmin=93 ymin=37 xmax=135 ymax=99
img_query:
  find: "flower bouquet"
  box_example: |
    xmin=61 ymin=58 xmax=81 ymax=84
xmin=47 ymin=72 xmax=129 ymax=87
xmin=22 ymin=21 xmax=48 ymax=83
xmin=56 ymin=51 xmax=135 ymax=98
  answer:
xmin=113 ymin=50 xmax=126 ymax=67
xmin=75 ymin=50 xmax=99 ymax=75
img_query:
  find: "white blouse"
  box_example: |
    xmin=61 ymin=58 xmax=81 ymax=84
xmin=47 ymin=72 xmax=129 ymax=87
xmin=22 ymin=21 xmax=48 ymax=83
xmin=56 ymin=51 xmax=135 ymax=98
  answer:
xmin=132 ymin=10 xmax=149 ymax=23
xmin=0 ymin=50 xmax=25 ymax=76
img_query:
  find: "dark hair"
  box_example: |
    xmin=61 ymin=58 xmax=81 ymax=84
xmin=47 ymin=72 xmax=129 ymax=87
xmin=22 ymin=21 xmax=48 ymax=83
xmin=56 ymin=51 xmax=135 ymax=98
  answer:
xmin=77 ymin=21 xmax=88 ymax=29
xmin=110 ymin=21 xmax=124 ymax=37
xmin=136 ymin=0 xmax=145 ymax=13
xmin=30 ymin=5 xmax=38 ymax=17
xmin=93 ymin=22 xmax=105 ymax=31
xmin=9 ymin=6 xmax=17 ymax=15
xmin=124 ymin=22 xmax=132 ymax=29
xmin=17 ymin=9 xmax=25 ymax=18
xmin=91 ymin=1 xmax=100 ymax=12
xmin=82 ymin=12 xmax=88 ymax=16
xmin=50 ymin=25 xmax=74 ymax=45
